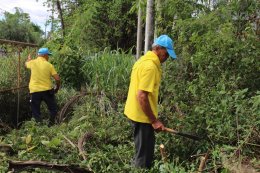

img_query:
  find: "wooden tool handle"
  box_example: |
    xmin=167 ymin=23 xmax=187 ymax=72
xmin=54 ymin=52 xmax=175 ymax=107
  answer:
xmin=164 ymin=127 xmax=178 ymax=134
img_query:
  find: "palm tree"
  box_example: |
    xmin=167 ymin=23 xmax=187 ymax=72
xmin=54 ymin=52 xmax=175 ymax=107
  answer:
xmin=136 ymin=0 xmax=143 ymax=59
xmin=144 ymin=0 xmax=154 ymax=53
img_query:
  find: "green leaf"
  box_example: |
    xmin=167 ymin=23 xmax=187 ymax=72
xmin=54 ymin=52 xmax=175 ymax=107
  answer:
xmin=25 ymin=134 xmax=32 ymax=145
xmin=50 ymin=138 xmax=61 ymax=147
xmin=41 ymin=140 xmax=50 ymax=146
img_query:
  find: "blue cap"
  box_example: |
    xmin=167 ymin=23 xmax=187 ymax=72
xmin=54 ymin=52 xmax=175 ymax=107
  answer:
xmin=154 ymin=35 xmax=177 ymax=59
xmin=38 ymin=48 xmax=52 ymax=56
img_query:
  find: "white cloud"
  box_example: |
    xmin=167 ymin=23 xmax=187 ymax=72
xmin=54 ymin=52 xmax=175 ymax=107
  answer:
xmin=0 ymin=0 xmax=54 ymax=31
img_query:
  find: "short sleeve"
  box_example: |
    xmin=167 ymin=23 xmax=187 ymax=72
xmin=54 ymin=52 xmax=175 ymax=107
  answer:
xmin=138 ymin=66 xmax=156 ymax=92
xmin=50 ymin=64 xmax=57 ymax=76
xmin=25 ymin=61 xmax=31 ymax=69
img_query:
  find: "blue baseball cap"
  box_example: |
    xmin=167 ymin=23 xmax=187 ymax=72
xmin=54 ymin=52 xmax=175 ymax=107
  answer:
xmin=38 ymin=48 xmax=52 ymax=56
xmin=154 ymin=35 xmax=177 ymax=59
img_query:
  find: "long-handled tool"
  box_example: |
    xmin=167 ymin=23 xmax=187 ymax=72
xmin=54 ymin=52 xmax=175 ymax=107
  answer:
xmin=164 ymin=127 xmax=202 ymax=141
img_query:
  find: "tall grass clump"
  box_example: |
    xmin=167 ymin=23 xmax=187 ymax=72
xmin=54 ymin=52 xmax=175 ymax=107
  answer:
xmin=81 ymin=48 xmax=135 ymax=100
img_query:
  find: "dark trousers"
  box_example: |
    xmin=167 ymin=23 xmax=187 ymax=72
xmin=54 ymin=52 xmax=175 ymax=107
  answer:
xmin=131 ymin=121 xmax=155 ymax=169
xmin=30 ymin=89 xmax=57 ymax=124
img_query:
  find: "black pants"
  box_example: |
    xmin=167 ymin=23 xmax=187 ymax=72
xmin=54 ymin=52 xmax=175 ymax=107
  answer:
xmin=30 ymin=89 xmax=57 ymax=124
xmin=131 ymin=121 xmax=155 ymax=169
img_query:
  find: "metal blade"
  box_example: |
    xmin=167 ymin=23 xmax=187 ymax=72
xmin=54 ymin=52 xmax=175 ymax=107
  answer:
xmin=165 ymin=127 xmax=202 ymax=141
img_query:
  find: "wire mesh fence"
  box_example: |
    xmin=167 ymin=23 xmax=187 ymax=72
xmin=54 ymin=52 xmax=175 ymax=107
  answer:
xmin=0 ymin=39 xmax=38 ymax=128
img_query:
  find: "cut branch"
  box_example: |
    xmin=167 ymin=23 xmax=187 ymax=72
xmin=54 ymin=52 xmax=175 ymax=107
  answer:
xmin=8 ymin=160 xmax=92 ymax=173
xmin=159 ymin=144 xmax=167 ymax=162
xmin=198 ymin=151 xmax=210 ymax=172
xmin=190 ymin=153 xmax=208 ymax=158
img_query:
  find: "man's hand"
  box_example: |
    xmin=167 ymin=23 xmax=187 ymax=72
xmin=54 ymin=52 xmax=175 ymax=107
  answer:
xmin=54 ymin=86 xmax=59 ymax=93
xmin=27 ymin=54 xmax=32 ymax=61
xmin=152 ymin=119 xmax=165 ymax=131
xmin=52 ymin=74 xmax=61 ymax=93
xmin=25 ymin=54 xmax=32 ymax=67
xmin=137 ymin=90 xmax=165 ymax=131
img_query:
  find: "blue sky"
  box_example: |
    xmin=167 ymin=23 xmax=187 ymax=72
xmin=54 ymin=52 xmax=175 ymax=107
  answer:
xmin=0 ymin=0 xmax=53 ymax=32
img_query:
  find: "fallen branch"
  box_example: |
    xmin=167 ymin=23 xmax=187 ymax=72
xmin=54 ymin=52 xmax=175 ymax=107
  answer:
xmin=78 ymin=132 xmax=93 ymax=161
xmin=58 ymin=93 xmax=85 ymax=123
xmin=8 ymin=160 xmax=92 ymax=173
xmin=58 ymin=91 xmax=103 ymax=123
xmin=245 ymin=142 xmax=260 ymax=147
xmin=190 ymin=153 xmax=208 ymax=158
xmin=62 ymin=135 xmax=76 ymax=148
xmin=0 ymin=144 xmax=15 ymax=155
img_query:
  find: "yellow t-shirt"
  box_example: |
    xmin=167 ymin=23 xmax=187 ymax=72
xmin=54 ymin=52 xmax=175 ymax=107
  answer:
xmin=26 ymin=57 xmax=57 ymax=93
xmin=124 ymin=51 xmax=162 ymax=123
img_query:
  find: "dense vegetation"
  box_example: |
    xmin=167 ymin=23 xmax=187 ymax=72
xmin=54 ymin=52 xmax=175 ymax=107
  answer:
xmin=0 ymin=0 xmax=259 ymax=172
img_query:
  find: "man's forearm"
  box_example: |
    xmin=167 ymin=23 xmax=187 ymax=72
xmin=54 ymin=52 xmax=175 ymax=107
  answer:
xmin=137 ymin=90 xmax=157 ymax=123
xmin=25 ymin=54 xmax=32 ymax=67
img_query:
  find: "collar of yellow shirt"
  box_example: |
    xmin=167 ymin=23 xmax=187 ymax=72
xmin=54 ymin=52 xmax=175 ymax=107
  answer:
xmin=38 ymin=56 xmax=47 ymax=61
xmin=141 ymin=51 xmax=162 ymax=71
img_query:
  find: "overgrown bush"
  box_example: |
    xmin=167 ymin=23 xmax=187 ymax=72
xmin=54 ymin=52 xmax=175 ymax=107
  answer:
xmin=158 ymin=1 xmax=259 ymax=171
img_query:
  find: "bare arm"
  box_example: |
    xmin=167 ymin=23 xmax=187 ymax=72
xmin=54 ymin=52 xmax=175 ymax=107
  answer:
xmin=137 ymin=90 xmax=165 ymax=131
xmin=52 ymin=74 xmax=61 ymax=93
xmin=25 ymin=54 xmax=32 ymax=67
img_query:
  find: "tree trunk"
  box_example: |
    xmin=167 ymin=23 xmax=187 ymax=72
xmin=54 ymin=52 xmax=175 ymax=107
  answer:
xmin=154 ymin=0 xmax=162 ymax=39
xmin=51 ymin=2 xmax=54 ymax=32
xmin=144 ymin=0 xmax=155 ymax=53
xmin=56 ymin=0 xmax=65 ymax=38
xmin=136 ymin=1 xmax=143 ymax=59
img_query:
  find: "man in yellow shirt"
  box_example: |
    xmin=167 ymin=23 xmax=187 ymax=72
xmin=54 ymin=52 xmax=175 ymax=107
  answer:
xmin=124 ymin=35 xmax=177 ymax=168
xmin=25 ymin=48 xmax=61 ymax=125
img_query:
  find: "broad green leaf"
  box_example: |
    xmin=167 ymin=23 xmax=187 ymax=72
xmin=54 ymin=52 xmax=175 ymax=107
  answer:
xmin=41 ymin=140 xmax=50 ymax=146
xmin=27 ymin=146 xmax=36 ymax=152
xmin=25 ymin=135 xmax=32 ymax=145
xmin=50 ymin=138 xmax=61 ymax=147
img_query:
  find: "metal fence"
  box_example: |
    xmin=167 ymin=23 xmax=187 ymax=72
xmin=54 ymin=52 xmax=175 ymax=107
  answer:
xmin=0 ymin=39 xmax=38 ymax=127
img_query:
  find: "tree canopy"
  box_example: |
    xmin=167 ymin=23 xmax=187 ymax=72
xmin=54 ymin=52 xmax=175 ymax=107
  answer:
xmin=0 ymin=7 xmax=43 ymax=44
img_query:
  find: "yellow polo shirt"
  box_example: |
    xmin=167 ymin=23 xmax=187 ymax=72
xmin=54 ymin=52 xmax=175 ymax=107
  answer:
xmin=26 ymin=57 xmax=57 ymax=93
xmin=124 ymin=51 xmax=162 ymax=123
